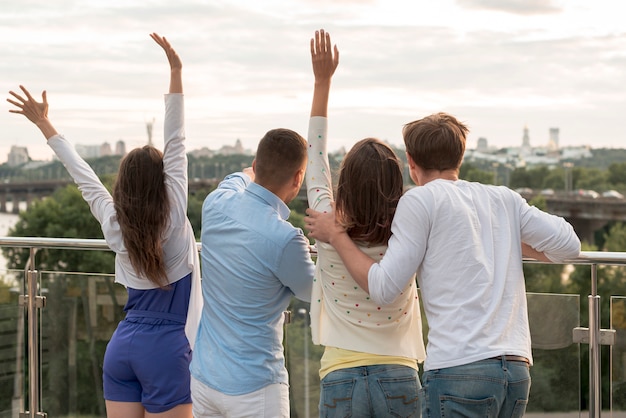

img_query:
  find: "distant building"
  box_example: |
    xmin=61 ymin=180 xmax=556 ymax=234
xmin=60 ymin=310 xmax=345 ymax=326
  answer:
xmin=7 ymin=145 xmax=30 ymax=167
xmin=100 ymin=142 xmax=112 ymax=157
xmin=549 ymin=127 xmax=560 ymax=150
xmin=217 ymin=139 xmax=246 ymax=156
xmin=521 ymin=125 xmax=532 ymax=155
xmin=189 ymin=147 xmax=215 ymax=158
xmin=115 ymin=140 xmax=126 ymax=156
xmin=73 ymin=140 xmax=125 ymax=159
xmin=146 ymin=119 xmax=155 ymax=147
xmin=476 ymin=137 xmax=489 ymax=152
xmin=189 ymin=139 xmax=253 ymax=157
xmin=75 ymin=144 xmax=101 ymax=159
xmin=467 ymin=125 xmax=593 ymax=169
xmin=561 ymin=145 xmax=592 ymax=160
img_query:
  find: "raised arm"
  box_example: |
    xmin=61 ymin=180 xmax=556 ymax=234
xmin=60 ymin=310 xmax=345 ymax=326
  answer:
xmin=310 ymin=29 xmax=339 ymax=117
xmin=7 ymin=86 xmax=116 ymax=228
xmin=306 ymin=30 xmax=339 ymax=213
xmin=7 ymin=86 xmax=58 ymax=140
xmin=150 ymin=32 xmax=182 ymax=94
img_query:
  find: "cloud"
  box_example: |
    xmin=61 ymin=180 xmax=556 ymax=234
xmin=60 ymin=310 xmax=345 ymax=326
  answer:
xmin=456 ymin=0 xmax=562 ymax=15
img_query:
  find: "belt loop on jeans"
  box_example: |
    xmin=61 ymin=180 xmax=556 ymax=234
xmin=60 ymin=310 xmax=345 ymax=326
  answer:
xmin=491 ymin=355 xmax=530 ymax=365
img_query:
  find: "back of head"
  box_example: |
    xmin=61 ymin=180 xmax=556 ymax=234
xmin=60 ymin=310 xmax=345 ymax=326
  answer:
xmin=403 ymin=112 xmax=468 ymax=171
xmin=336 ymin=138 xmax=403 ymax=245
xmin=113 ymin=145 xmax=170 ymax=287
xmin=254 ymin=128 xmax=307 ymax=189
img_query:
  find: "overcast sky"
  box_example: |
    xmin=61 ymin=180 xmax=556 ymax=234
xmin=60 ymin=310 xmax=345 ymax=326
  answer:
xmin=2 ymin=0 xmax=625 ymax=162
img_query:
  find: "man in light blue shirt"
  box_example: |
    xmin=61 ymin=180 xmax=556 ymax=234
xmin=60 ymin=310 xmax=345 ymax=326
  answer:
xmin=190 ymin=128 xmax=315 ymax=418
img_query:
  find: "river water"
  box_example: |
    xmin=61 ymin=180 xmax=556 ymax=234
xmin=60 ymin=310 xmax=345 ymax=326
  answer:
xmin=0 ymin=204 xmax=25 ymax=272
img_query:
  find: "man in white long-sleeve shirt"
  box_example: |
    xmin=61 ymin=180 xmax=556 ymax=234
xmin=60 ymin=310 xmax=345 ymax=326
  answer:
xmin=305 ymin=112 xmax=581 ymax=418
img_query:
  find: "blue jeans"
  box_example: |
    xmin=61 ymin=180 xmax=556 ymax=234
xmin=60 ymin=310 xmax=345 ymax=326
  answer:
xmin=419 ymin=357 xmax=531 ymax=418
xmin=319 ymin=364 xmax=421 ymax=418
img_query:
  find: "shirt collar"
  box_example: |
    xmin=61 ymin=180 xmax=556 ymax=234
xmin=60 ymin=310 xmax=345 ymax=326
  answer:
xmin=246 ymin=182 xmax=291 ymax=220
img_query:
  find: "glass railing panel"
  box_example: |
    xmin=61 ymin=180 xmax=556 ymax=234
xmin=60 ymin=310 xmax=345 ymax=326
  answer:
xmin=0 ymin=268 xmax=26 ymax=417
xmin=39 ymin=271 xmax=124 ymax=418
xmin=526 ymin=292 xmax=581 ymax=415
xmin=611 ymin=295 xmax=626 ymax=413
xmin=285 ymin=302 xmax=322 ymax=418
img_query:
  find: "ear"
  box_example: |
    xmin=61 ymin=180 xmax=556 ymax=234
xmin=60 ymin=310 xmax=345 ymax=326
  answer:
xmin=406 ymin=152 xmax=416 ymax=169
xmin=405 ymin=153 xmax=421 ymax=186
xmin=252 ymin=159 xmax=257 ymax=173
xmin=293 ymin=167 xmax=305 ymax=188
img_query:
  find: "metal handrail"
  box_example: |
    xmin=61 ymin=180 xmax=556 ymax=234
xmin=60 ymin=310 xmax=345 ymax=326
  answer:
xmin=1 ymin=236 xmax=626 ymax=418
xmin=0 ymin=236 xmax=624 ymax=265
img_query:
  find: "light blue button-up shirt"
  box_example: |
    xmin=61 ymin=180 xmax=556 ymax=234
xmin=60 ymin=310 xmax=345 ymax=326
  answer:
xmin=190 ymin=172 xmax=314 ymax=395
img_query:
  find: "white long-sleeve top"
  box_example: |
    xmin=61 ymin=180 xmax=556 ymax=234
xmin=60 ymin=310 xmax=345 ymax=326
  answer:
xmin=368 ymin=179 xmax=581 ymax=371
xmin=306 ymin=116 xmax=426 ymax=361
xmin=47 ymin=94 xmax=202 ymax=346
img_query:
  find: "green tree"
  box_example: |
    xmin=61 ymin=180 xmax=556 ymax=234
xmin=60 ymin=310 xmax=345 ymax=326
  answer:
xmin=459 ymin=163 xmax=494 ymax=184
xmin=188 ymin=187 xmax=214 ymax=239
xmin=509 ymin=166 xmax=554 ymax=190
xmin=3 ymin=184 xmax=114 ymax=273
xmin=574 ymin=167 xmax=609 ymax=191
xmin=607 ymin=163 xmax=626 ymax=192
xmin=541 ymin=167 xmax=567 ymax=191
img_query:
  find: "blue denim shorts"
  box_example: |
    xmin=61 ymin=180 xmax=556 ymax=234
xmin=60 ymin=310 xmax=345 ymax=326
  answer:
xmin=319 ymin=364 xmax=420 ymax=418
xmin=420 ymin=357 xmax=531 ymax=418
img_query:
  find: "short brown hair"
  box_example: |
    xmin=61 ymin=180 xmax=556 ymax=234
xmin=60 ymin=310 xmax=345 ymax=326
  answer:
xmin=403 ymin=112 xmax=468 ymax=171
xmin=335 ymin=138 xmax=403 ymax=245
xmin=254 ymin=128 xmax=307 ymax=188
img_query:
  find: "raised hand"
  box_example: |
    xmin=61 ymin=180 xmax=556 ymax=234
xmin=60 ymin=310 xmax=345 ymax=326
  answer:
xmin=150 ymin=32 xmax=182 ymax=71
xmin=150 ymin=33 xmax=183 ymax=94
xmin=6 ymin=85 xmax=58 ymax=139
xmin=7 ymin=86 xmax=48 ymax=124
xmin=310 ymin=29 xmax=339 ymax=83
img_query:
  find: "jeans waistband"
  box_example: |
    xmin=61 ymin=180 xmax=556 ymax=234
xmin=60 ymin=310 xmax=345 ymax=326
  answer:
xmin=490 ymin=355 xmax=530 ymax=365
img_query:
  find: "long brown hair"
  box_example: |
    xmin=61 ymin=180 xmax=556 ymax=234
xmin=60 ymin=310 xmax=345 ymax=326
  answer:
xmin=113 ymin=145 xmax=170 ymax=287
xmin=335 ymin=138 xmax=403 ymax=245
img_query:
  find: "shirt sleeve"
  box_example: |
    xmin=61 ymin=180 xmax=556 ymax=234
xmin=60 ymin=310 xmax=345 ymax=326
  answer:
xmin=47 ymin=135 xmax=115 ymax=227
xmin=218 ymin=172 xmax=251 ymax=192
xmin=162 ymin=94 xmax=188 ymax=220
xmin=305 ymin=116 xmax=333 ymax=213
xmin=275 ymin=231 xmax=315 ymax=302
xmin=367 ymin=192 xmax=429 ymax=305
xmin=518 ymin=197 xmax=581 ymax=262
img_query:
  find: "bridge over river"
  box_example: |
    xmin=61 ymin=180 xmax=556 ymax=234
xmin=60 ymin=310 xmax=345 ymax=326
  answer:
xmin=0 ymin=179 xmax=218 ymax=213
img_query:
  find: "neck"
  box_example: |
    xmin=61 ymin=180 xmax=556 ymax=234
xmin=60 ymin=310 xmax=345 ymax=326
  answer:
xmin=420 ymin=168 xmax=458 ymax=185
xmin=255 ymin=180 xmax=292 ymax=204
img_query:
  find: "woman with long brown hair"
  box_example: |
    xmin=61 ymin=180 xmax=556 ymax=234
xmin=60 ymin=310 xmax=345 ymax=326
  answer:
xmin=7 ymin=33 xmax=200 ymax=418
xmin=305 ymin=30 xmax=426 ymax=418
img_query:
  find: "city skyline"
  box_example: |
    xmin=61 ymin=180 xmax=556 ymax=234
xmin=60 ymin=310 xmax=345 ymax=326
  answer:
xmin=2 ymin=0 xmax=626 ymax=161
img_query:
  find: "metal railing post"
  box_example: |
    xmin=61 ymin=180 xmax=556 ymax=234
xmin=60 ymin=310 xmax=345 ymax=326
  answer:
xmin=19 ymin=247 xmax=46 ymax=418
xmin=573 ymin=261 xmax=616 ymax=418
xmin=588 ymin=264 xmax=601 ymax=418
